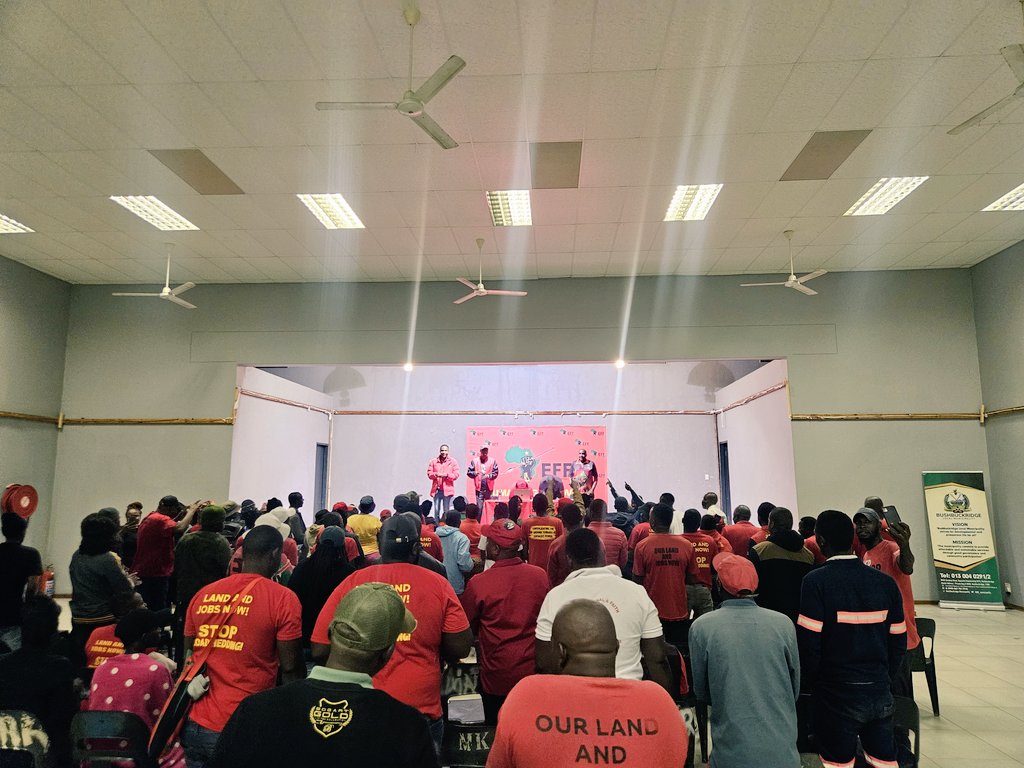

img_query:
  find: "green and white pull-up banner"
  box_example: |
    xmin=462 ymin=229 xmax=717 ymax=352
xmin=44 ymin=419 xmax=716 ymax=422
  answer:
xmin=922 ymin=471 xmax=1004 ymax=611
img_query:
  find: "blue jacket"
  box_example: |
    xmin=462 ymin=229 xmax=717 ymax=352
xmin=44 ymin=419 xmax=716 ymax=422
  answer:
xmin=436 ymin=525 xmax=473 ymax=595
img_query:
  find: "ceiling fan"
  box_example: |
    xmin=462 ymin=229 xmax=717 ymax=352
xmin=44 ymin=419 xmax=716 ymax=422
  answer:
xmin=948 ymin=0 xmax=1024 ymax=135
xmin=740 ymin=230 xmax=827 ymax=296
xmin=112 ymin=248 xmax=197 ymax=309
xmin=454 ymin=238 xmax=528 ymax=304
xmin=314 ymin=3 xmax=465 ymax=149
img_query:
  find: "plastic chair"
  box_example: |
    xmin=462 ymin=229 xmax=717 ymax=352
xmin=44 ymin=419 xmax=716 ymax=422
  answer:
xmin=440 ymin=722 xmax=495 ymax=768
xmin=0 ymin=711 xmax=48 ymax=768
xmin=69 ymin=711 xmax=157 ymax=768
xmin=893 ymin=695 xmax=920 ymax=767
xmin=908 ymin=617 xmax=939 ymax=716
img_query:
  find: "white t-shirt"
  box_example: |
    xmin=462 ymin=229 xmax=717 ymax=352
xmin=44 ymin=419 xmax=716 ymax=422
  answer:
xmin=535 ymin=565 xmax=663 ymax=680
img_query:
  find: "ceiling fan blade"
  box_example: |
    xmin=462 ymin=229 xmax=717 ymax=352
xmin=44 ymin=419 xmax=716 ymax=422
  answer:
xmin=410 ymin=111 xmax=458 ymax=149
xmin=796 ymin=269 xmax=827 ymax=284
xmin=456 ymin=277 xmax=477 ymax=290
xmin=170 ymin=281 xmax=195 ymax=296
xmin=740 ymin=281 xmax=788 ymax=287
xmin=164 ymin=294 xmax=197 ymax=309
xmin=112 ymin=292 xmax=161 ymax=297
xmin=453 ymin=292 xmax=478 ymax=305
xmin=948 ymin=92 xmax=1019 ymax=134
xmin=315 ymin=101 xmax=398 ymax=111
xmin=1001 ymin=43 xmax=1024 ymax=83
xmin=483 ymin=290 xmax=528 ymax=297
xmin=792 ymin=283 xmax=818 ymax=296
xmin=412 ymin=55 xmax=466 ymax=105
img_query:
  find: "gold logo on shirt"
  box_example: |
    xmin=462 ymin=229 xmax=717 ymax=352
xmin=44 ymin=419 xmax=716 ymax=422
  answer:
xmin=309 ymin=698 xmax=353 ymax=738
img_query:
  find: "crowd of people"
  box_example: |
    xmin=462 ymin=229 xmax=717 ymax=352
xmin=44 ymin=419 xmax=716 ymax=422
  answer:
xmin=0 ymin=471 xmax=922 ymax=768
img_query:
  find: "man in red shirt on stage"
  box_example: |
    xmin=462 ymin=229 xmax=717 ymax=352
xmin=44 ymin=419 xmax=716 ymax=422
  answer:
xmin=488 ymin=598 xmax=687 ymax=768
xmin=427 ymin=444 xmax=460 ymax=516
xmin=856 ymin=503 xmax=919 ymax=768
xmin=521 ymin=493 xmax=564 ymax=570
xmin=311 ymin=513 xmax=472 ymax=753
xmin=467 ymin=445 xmax=500 ymax=509
xmin=632 ymin=504 xmax=699 ymax=646
xmin=460 ymin=519 xmax=548 ymax=724
xmin=182 ymin=527 xmax=304 ymax=768
xmin=681 ymin=508 xmax=718 ymax=618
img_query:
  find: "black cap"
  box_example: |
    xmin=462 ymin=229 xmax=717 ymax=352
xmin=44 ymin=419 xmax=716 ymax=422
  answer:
xmin=158 ymin=495 xmax=179 ymax=509
xmin=359 ymin=495 xmax=375 ymax=512
xmin=379 ymin=513 xmax=420 ymax=557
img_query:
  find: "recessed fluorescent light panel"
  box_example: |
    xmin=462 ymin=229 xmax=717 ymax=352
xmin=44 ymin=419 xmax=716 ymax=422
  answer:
xmin=0 ymin=213 xmax=33 ymax=234
xmin=486 ymin=190 xmax=532 ymax=226
xmin=296 ymin=194 xmax=364 ymax=229
xmin=843 ymin=177 xmax=928 ymax=216
xmin=982 ymin=182 xmax=1024 ymax=212
xmin=663 ymin=184 xmax=723 ymax=221
xmin=109 ymin=196 xmax=199 ymax=231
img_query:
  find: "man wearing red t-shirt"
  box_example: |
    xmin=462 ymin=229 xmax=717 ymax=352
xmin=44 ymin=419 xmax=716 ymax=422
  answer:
xmin=522 ymin=493 xmax=565 ymax=570
xmin=855 ymin=504 xmax=919 ymax=768
xmin=799 ymin=515 xmax=827 ymax=564
xmin=586 ymin=498 xmax=627 ymax=570
xmin=134 ymin=496 xmax=199 ymax=611
xmin=632 ymin=504 xmax=699 ymax=646
xmin=311 ymin=513 xmax=472 ymax=753
xmin=749 ymin=502 xmax=774 ymax=547
xmin=488 ymin=599 xmax=687 ymax=768
xmin=459 ymin=503 xmax=483 ymax=561
xmin=461 ymin=519 xmax=548 ymax=724
xmin=681 ymin=509 xmax=718 ymax=618
xmin=721 ymin=505 xmax=759 ymax=555
xmin=182 ymin=527 xmax=303 ymax=768
xmin=546 ymin=504 xmax=585 ymax=588
xmin=418 ymin=510 xmax=444 ymax=562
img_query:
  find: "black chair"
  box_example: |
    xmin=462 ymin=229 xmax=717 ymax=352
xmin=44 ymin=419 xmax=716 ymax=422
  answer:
xmin=0 ymin=711 xmax=48 ymax=768
xmin=440 ymin=722 xmax=495 ymax=768
xmin=70 ymin=711 xmax=157 ymax=768
xmin=893 ymin=695 xmax=921 ymax=767
xmin=908 ymin=617 xmax=939 ymax=716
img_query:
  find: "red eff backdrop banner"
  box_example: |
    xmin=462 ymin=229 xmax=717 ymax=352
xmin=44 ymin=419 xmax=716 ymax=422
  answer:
xmin=466 ymin=425 xmax=608 ymax=502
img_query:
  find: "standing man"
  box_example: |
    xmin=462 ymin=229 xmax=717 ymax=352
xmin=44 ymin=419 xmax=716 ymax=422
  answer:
xmin=797 ymin=510 xmax=906 ymax=768
xmin=437 ymin=511 xmax=474 ymax=595
xmin=701 ymin=491 xmax=727 ymax=524
xmin=749 ymin=507 xmax=815 ymax=624
xmin=632 ymin=503 xmax=698 ymax=646
xmin=460 ymin=519 xmax=549 ymax=724
xmin=681 ymin=509 xmax=718 ymax=619
xmin=347 ymin=496 xmax=382 ymax=564
xmin=173 ymin=505 xmax=233 ymax=663
xmin=571 ymin=449 xmax=599 ymax=496
xmin=0 ymin=512 xmax=43 ymax=652
xmin=535 ymin=529 xmax=672 ymax=694
xmin=722 ymin=506 xmax=758 ymax=555
xmin=467 ymin=445 xmax=500 ymax=509
xmin=182 ymin=527 xmax=304 ymax=768
xmin=521 ymin=493 xmax=565 ymax=571
xmin=690 ymin=553 xmax=800 ymax=768
xmin=310 ymin=513 xmax=473 ymax=753
xmin=427 ymin=444 xmax=460 ymax=516
xmin=546 ymin=503 xmax=584 ymax=589
xmin=134 ymin=496 xmax=200 ymax=611
xmin=856 ymin=502 xmax=919 ymax=768
xmin=489 ymin=599 xmax=687 ymax=768
xmin=585 ymin=498 xmax=628 ymax=571
xmin=286 ymin=492 xmax=308 ymax=557
xmin=120 ymin=501 xmax=144 ymax=569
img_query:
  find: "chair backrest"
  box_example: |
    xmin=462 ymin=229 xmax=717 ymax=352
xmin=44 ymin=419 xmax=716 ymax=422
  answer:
xmin=440 ymin=722 xmax=495 ymax=768
xmin=893 ymin=695 xmax=920 ymax=766
xmin=70 ymin=711 xmax=156 ymax=768
xmin=915 ymin=617 xmax=936 ymax=655
xmin=0 ymin=710 xmax=49 ymax=768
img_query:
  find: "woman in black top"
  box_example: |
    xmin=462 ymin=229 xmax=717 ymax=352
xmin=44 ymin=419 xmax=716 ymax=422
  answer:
xmin=288 ymin=527 xmax=355 ymax=653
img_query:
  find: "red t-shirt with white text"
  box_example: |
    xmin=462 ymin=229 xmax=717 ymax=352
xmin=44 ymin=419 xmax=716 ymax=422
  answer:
xmin=632 ymin=533 xmax=698 ymax=620
xmin=680 ymin=532 xmax=718 ymax=587
xmin=184 ymin=573 xmax=302 ymax=732
xmin=311 ymin=563 xmax=469 ymax=719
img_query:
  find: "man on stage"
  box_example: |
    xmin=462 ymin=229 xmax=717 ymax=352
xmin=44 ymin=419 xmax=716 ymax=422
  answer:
xmin=426 ymin=444 xmax=460 ymax=516
xmin=466 ymin=445 xmax=499 ymax=509
xmin=571 ymin=449 xmax=599 ymax=496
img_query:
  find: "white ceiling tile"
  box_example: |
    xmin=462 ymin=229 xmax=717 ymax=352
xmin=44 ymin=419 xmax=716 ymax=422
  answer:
xmin=0 ymin=91 xmax=85 ymax=151
xmin=651 ymin=220 xmax=737 ymax=251
xmin=136 ymin=83 xmax=249 ymax=148
xmin=249 ymin=229 xmax=312 ymax=260
xmin=855 ymin=214 xmax=927 ymax=245
xmin=576 ymin=188 xmax=624 ymax=224
xmin=820 ymin=58 xmax=935 ymax=129
xmin=390 ymin=192 xmax=450 ymax=228
xmin=356 ymin=255 xmax=404 ymax=281
xmin=245 ymin=258 xmax=302 ymax=281
xmin=745 ymin=244 xmax=795 ymax=273
xmin=533 ymin=225 xmax=576 ymax=253
xmin=980 ymin=214 xmax=1024 ymax=245
xmin=941 ymin=124 xmax=1024 ymax=176
xmin=823 ymin=241 xmax=879 ymax=269
xmin=438 ymin=0 xmax=522 ymax=76
xmin=342 ymin=193 xmax=406 ymax=229
xmin=590 ymin=0 xmax=673 ymax=72
xmin=94 ymin=258 xmax=166 ymax=282
xmin=801 ymin=0 xmax=907 ymax=62
xmin=761 ymin=61 xmax=864 ymax=132
xmin=881 ymin=55 xmax=1004 ymax=128
xmin=797 ymin=178 xmax=876 ymax=217
xmin=94 ymin=149 xmax=216 ymax=197
xmin=362 ymin=0 xmax=451 ymax=81
xmin=1 ymin=152 xmax=98 ymax=197
xmin=729 ymin=218 xmax=792 ymax=249
xmin=518 ymin=0 xmax=594 ymax=75
xmin=812 ymin=217 xmax=875 ymax=246
xmin=12 ymin=87 xmax=133 ymax=150
xmin=659 ymin=1 xmax=751 ymax=69
xmin=206 ymin=229 xmax=277 ymax=260
xmin=0 ymin=38 xmax=62 ymax=87
xmin=199 ymin=81 xmax=301 ymax=147
xmin=471 ymin=142 xmax=530 ymax=191
xmin=574 ymin=223 xmax=618 ymax=251
xmin=423 ymin=150 xmax=484 ymax=191
xmin=939 ymin=175 xmax=1024 ymax=214
xmin=571 ymin=251 xmax=611 ymax=277
xmin=729 ymin=0 xmax=831 ymax=65
xmin=529 ymin=189 xmax=579 ymax=227
xmin=893 ymin=176 xmax=982 ymax=215
xmin=415 ymin=228 xmax=459 ymax=256
xmin=128 ymin=0 xmax=256 ymax=82
xmin=872 ymin=1 xmax=988 ymax=59
xmin=620 ymin=186 xmax=676 ymax=223
xmin=45 ymin=151 xmax=138 ymax=197
xmin=373 ymin=228 xmax=423 ymax=258
xmin=891 ymin=240 xmax=964 ymax=267
xmin=890 ymin=211 xmax=972 ymax=243
xmin=280 ymin=256 xmax=328 ymax=280
xmin=708 ymin=247 xmax=763 ymax=273
xmin=32 ymin=259 xmax=104 ymax=282
xmin=749 ymin=182 xmax=825 ymax=220
xmin=522 ymin=74 xmax=588 ymax=142
xmin=71 ymin=84 xmax=192 ymax=148
xmin=435 ymin=190 xmax=493 ymax=227
xmin=612 ymin=222 xmax=657 ymax=252
xmin=47 ymin=231 xmax=123 ymax=261
xmin=855 ymin=242 xmax=920 ymax=270
xmin=204 ymin=0 xmax=321 ymax=80
xmin=286 ymin=1 xmax=389 ymax=79
xmin=204 ymin=197 xmax=284 ymax=231
xmin=206 ymin=257 xmax=273 ymax=282
xmin=792 ymin=243 xmax=842 ymax=266
xmin=459 ymin=76 xmax=527 ymax=143
xmin=701 ymin=65 xmax=793 ymax=135
xmin=893 ymin=128 xmax=985 ymax=176
xmin=579 ymin=139 xmax=643 ymax=187
xmin=584 ymin=71 xmax=655 ymax=140
xmin=946 ymin=1 xmax=1024 ymax=56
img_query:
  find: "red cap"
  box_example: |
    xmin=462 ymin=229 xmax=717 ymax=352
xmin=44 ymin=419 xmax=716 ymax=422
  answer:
xmin=712 ymin=552 xmax=758 ymax=595
xmin=332 ymin=502 xmax=350 ymax=513
xmin=484 ymin=519 xmax=523 ymax=548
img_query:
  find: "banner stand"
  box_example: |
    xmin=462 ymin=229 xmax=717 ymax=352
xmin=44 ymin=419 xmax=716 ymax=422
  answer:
xmin=922 ymin=471 xmax=1005 ymax=612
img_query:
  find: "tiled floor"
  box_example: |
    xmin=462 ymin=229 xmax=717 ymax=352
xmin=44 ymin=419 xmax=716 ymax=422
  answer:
xmin=912 ymin=604 xmax=1024 ymax=768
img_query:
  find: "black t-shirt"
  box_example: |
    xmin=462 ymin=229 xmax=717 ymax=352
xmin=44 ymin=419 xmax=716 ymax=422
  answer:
xmin=0 ymin=541 xmax=42 ymax=627
xmin=208 ymin=677 xmax=439 ymax=768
